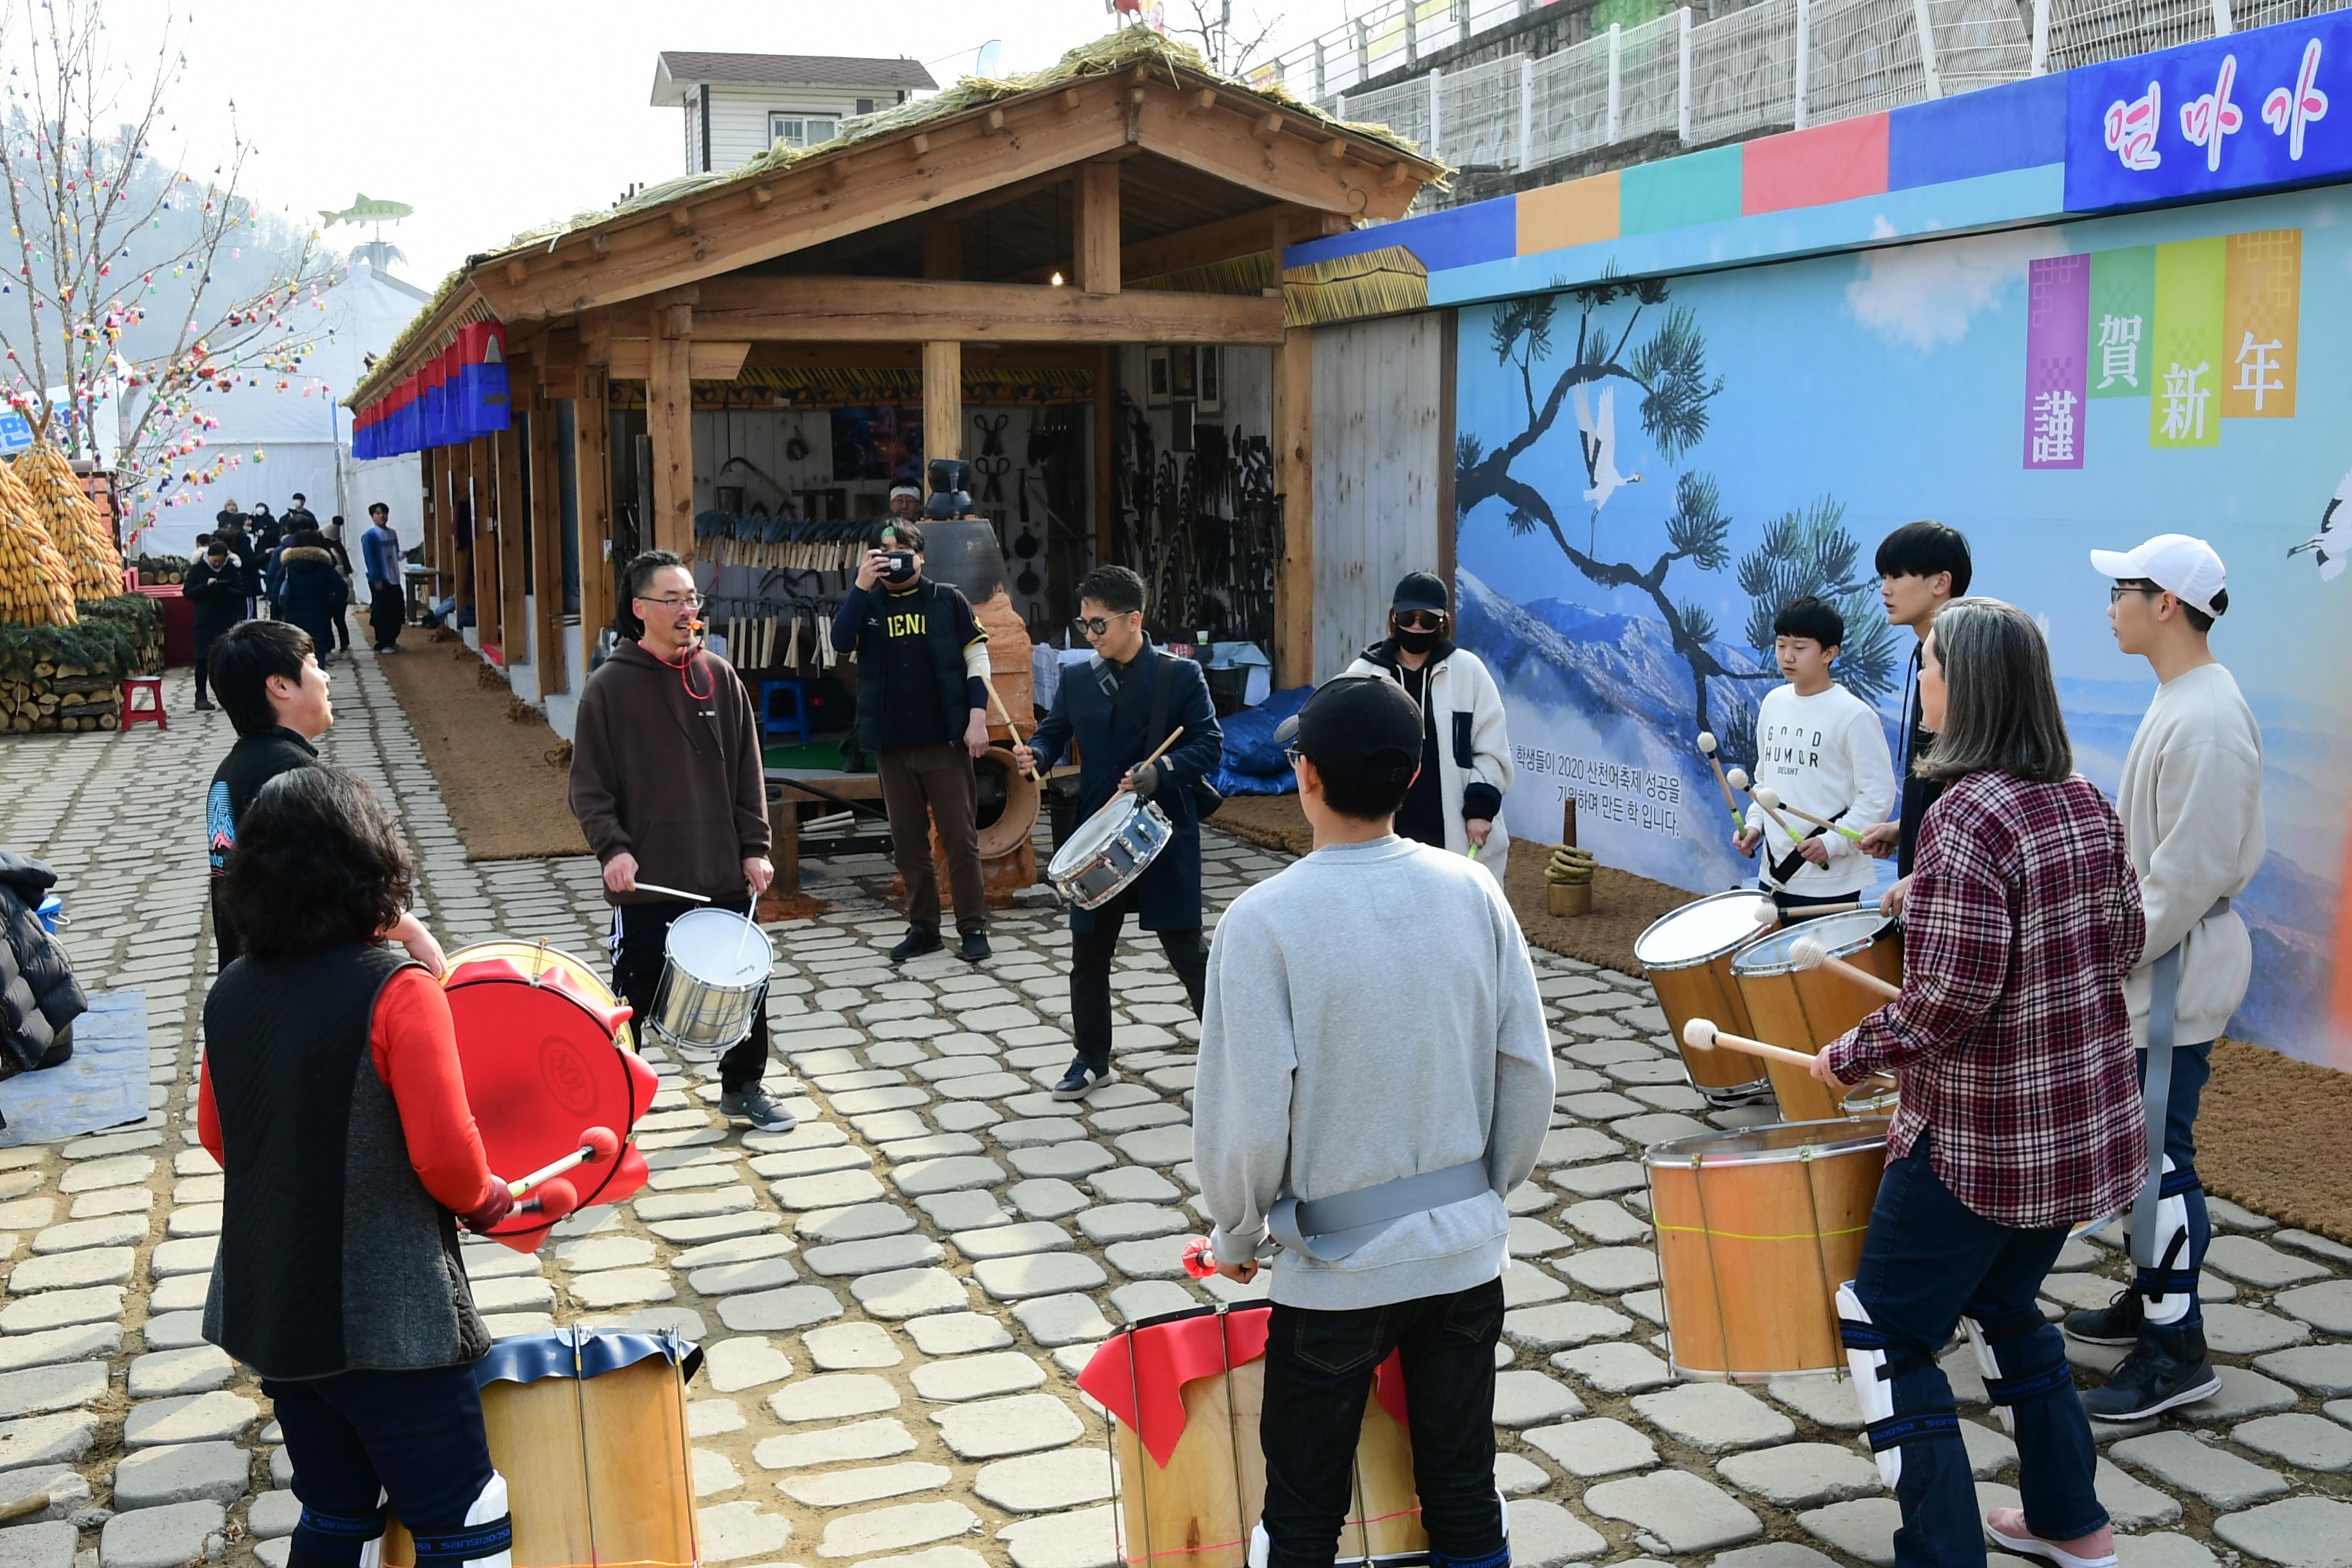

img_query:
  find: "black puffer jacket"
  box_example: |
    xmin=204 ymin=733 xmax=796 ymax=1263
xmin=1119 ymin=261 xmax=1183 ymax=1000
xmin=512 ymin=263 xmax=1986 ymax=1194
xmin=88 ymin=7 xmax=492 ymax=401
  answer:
xmin=274 ymin=546 xmax=348 ymax=654
xmin=0 ymin=854 xmax=84 ymax=1075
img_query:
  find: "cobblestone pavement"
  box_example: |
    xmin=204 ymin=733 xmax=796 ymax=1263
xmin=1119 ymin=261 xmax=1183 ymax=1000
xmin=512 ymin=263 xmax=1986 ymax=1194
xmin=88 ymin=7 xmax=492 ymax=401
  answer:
xmin=3 ymin=658 xmax=2352 ymax=1568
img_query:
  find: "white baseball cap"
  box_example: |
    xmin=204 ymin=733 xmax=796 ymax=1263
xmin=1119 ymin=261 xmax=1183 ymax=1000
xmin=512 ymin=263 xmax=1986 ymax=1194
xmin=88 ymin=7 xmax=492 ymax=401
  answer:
xmin=2090 ymin=533 xmax=2228 ymax=617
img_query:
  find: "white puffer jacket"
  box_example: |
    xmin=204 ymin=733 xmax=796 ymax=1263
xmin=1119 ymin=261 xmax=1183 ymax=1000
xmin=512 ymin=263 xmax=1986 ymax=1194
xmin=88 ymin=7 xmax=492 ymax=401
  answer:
xmin=1346 ymin=641 xmax=1515 ymax=883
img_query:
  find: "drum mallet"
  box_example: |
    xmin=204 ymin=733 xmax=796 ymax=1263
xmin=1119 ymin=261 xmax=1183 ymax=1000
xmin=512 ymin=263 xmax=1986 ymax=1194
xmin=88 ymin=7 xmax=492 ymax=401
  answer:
xmin=1754 ymin=899 xmax=1864 ymax=926
xmin=1789 ymin=935 xmax=1903 ymax=1003
xmin=1681 ymin=1017 xmax=1823 ymax=1070
xmin=630 ymin=881 xmax=710 ymax=905
xmin=516 ymin=1176 xmax=578 ymax=1222
xmin=1756 ymin=789 xmax=1866 ymax=843
xmin=1696 ymin=732 xmax=1743 ymax=832
xmin=1730 ymin=774 xmax=1802 ymax=842
xmin=507 ymin=1126 xmax=622 ymax=1200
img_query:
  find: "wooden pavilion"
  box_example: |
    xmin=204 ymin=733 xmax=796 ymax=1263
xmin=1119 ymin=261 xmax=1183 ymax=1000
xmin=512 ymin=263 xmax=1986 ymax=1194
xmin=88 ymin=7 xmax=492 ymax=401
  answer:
xmin=349 ymin=29 xmax=1443 ymax=720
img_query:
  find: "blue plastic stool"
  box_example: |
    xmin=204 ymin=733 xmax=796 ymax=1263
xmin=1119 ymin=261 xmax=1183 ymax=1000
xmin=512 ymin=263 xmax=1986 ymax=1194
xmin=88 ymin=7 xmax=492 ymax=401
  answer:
xmin=759 ymin=679 xmax=814 ymax=748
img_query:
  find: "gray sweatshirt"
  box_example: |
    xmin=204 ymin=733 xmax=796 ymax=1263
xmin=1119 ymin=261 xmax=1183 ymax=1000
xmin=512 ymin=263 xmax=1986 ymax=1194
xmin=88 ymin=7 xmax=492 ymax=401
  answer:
xmin=1195 ymin=835 xmax=1554 ymax=1311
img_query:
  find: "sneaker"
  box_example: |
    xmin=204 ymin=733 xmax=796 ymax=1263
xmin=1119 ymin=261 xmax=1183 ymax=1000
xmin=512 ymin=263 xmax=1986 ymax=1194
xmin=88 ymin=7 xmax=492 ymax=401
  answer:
xmin=890 ymin=926 xmax=943 ymax=963
xmin=2063 ymin=1284 xmax=2144 ymax=1346
xmin=2082 ymin=1324 xmax=2222 ymax=1421
xmin=719 ymin=1088 xmax=797 ymax=1134
xmin=959 ymin=928 xmax=992 ymax=963
xmin=192 ymin=696 xmax=215 ymax=712
xmin=1051 ymin=1060 xmax=1117 ymax=1101
xmin=1983 ymin=1507 xmax=2117 ymax=1568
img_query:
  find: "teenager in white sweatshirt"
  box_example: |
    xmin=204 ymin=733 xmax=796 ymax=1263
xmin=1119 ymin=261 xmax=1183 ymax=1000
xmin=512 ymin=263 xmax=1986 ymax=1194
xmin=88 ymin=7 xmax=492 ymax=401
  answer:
xmin=2066 ymin=534 xmax=2264 ymax=1424
xmin=1736 ymin=595 xmax=1897 ymax=913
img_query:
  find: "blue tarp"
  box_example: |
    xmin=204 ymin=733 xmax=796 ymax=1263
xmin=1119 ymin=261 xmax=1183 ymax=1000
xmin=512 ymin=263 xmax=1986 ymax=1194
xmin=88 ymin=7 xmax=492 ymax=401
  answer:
xmin=0 ymin=990 xmax=148 ymax=1146
xmin=1208 ymin=685 xmax=1311 ymax=798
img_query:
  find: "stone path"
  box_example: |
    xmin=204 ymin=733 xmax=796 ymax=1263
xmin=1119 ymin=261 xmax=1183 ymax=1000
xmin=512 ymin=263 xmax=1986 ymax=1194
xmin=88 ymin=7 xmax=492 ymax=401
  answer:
xmin=2 ymin=656 xmax=2351 ymax=1568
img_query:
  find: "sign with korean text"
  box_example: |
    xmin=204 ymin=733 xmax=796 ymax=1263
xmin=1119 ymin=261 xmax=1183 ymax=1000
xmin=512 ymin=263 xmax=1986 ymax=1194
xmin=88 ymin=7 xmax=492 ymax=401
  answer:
xmin=2066 ymin=14 xmax=2346 ymax=211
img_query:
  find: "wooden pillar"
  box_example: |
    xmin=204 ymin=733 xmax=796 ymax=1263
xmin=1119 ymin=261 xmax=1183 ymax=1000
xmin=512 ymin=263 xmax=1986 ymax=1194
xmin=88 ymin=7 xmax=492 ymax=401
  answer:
xmin=574 ymin=367 xmax=614 ymax=641
xmin=1074 ymin=161 xmax=1121 ymax=293
xmin=420 ymin=448 xmax=440 ymax=584
xmin=529 ymin=387 xmax=567 ymax=694
xmin=647 ymin=302 xmax=695 ymax=560
xmin=1436 ymin=311 xmax=1458 ymax=596
xmin=495 ymin=413 xmax=528 ymax=661
xmin=923 ymin=340 xmax=962 ymax=468
xmin=1094 ymin=346 xmax=1117 ymax=567
xmin=469 ymin=436 xmax=498 ymax=640
xmin=1273 ymin=325 xmax=1314 ymax=687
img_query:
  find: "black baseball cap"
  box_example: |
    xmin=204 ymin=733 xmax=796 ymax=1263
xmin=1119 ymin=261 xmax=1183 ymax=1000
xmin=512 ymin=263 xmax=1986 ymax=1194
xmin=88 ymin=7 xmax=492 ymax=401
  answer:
xmin=1273 ymin=675 xmax=1423 ymax=772
xmin=1391 ymin=571 xmax=1448 ymax=614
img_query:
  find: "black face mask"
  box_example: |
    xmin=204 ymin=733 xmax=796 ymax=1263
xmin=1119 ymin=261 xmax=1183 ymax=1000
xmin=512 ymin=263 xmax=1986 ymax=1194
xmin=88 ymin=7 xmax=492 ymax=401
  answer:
xmin=1393 ymin=625 xmax=1440 ymax=656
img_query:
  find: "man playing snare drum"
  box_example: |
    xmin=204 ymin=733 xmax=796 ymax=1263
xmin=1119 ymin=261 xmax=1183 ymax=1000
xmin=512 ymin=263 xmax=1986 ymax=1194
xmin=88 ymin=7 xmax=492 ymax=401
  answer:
xmin=570 ymin=550 xmax=792 ymax=1133
xmin=1015 ymin=567 xmax=1222 ymax=1101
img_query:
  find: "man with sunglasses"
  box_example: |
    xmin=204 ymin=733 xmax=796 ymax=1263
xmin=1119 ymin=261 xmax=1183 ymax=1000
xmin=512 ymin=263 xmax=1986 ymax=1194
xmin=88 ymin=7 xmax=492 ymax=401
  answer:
xmin=1015 ymin=567 xmax=1223 ymax=1101
xmin=570 ymin=551 xmax=792 ymax=1133
xmin=2064 ymin=535 xmax=2263 ymax=1423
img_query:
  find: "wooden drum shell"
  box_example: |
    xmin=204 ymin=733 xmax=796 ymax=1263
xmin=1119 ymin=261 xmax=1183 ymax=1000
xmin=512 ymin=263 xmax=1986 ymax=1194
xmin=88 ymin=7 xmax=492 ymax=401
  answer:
xmin=1732 ymin=923 xmax=1903 ymax=1122
xmin=1635 ymin=892 xmax=1778 ymax=1097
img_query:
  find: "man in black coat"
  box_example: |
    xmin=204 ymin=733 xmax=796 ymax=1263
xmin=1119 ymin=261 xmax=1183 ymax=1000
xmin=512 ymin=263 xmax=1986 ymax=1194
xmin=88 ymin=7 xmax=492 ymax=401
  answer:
xmin=184 ymin=538 xmax=247 ymax=711
xmin=0 ymin=852 xmax=85 ymax=1078
xmin=1017 ymin=566 xmax=1223 ymax=1100
xmin=274 ymin=531 xmax=349 ymax=663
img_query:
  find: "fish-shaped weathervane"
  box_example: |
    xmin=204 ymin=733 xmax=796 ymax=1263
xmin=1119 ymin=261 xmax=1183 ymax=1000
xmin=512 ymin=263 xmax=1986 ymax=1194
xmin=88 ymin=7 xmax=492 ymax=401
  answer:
xmin=318 ymin=194 xmax=413 ymax=228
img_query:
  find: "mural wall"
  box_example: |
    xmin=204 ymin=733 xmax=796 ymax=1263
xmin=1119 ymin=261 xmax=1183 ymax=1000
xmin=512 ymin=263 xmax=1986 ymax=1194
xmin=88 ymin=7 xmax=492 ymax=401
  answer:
xmin=1453 ymin=184 xmax=2352 ymax=1066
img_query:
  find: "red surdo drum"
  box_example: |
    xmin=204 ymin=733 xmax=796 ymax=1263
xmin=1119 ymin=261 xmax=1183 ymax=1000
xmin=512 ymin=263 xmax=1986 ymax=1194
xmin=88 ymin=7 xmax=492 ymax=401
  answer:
xmin=441 ymin=941 xmax=655 ymax=1253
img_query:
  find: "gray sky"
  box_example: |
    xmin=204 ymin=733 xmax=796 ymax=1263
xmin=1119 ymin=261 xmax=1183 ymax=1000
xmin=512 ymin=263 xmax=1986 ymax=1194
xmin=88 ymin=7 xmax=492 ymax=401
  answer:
xmin=101 ymin=0 xmax=1329 ymax=289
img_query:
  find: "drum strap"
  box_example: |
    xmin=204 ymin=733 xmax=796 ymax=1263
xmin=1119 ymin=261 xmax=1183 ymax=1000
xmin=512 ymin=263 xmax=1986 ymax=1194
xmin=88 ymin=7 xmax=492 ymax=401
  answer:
xmin=1269 ymin=1159 xmax=1492 ymax=1262
xmin=2132 ymin=896 xmax=2229 ymax=1271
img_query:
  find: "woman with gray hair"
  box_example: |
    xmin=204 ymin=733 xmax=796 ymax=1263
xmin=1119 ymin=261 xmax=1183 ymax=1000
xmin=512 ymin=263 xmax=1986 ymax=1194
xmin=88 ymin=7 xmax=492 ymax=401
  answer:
xmin=1810 ymin=598 xmax=2144 ymax=1568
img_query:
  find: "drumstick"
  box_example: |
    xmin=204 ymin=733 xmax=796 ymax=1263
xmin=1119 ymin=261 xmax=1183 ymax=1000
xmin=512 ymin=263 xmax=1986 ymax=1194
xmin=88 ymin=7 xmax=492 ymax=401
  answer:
xmin=985 ymin=679 xmax=1034 ymax=779
xmin=507 ymin=1125 xmax=622 ymax=1199
xmin=1758 ymin=790 xmax=1867 ymax=843
xmin=1789 ymin=936 xmax=1903 ymax=1002
xmin=1695 ymin=732 xmax=1744 ymax=831
xmin=1132 ymin=727 xmax=1186 ymax=777
xmin=1754 ymin=899 xmax=1864 ymax=925
xmin=1681 ymin=1018 xmax=1819 ymax=1069
xmin=629 ymin=881 xmax=710 ymax=904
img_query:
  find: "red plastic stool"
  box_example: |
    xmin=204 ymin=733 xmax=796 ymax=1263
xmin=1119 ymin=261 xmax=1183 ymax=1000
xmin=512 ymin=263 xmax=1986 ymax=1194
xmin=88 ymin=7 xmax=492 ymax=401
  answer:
xmin=121 ymin=676 xmax=167 ymax=732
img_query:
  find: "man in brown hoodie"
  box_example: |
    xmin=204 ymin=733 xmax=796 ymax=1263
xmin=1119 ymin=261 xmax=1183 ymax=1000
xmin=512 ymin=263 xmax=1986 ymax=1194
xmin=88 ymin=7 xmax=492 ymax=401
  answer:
xmin=569 ymin=551 xmax=791 ymax=1132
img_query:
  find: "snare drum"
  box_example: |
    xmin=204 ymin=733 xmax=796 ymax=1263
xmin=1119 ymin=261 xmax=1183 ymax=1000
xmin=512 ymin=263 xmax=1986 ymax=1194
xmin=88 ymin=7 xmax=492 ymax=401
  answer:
xmin=1077 ymin=1305 xmax=1426 ymax=1568
xmin=647 ymin=907 xmax=773 ymax=1057
xmin=1048 ymin=792 xmax=1174 ymax=911
xmin=1634 ymin=892 xmax=1778 ymax=1104
xmin=1730 ymin=910 xmax=1903 ymax=1123
xmin=1645 ymin=1120 xmax=1890 ymax=1380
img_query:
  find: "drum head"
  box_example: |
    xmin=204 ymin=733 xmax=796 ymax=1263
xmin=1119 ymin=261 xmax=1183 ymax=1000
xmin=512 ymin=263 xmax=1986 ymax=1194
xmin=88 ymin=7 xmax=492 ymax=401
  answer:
xmin=1048 ymin=793 xmax=1133 ymax=880
xmin=1731 ymin=910 xmax=1895 ymax=978
xmin=1643 ymin=1118 xmax=1891 ymax=1168
xmin=1634 ymin=891 xmax=1776 ymax=968
xmin=666 ymin=908 xmax=773 ymax=988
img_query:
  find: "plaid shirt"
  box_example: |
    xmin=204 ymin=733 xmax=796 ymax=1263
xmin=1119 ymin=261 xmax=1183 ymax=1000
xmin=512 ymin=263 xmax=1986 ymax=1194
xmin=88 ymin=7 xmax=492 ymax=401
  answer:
xmin=1822 ymin=771 xmax=2145 ymax=1230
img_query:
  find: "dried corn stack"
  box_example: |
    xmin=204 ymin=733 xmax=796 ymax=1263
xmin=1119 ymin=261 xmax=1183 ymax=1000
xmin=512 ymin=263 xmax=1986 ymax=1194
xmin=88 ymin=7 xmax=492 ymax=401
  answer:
xmin=0 ymin=467 xmax=77 ymax=628
xmin=10 ymin=444 xmax=122 ymax=601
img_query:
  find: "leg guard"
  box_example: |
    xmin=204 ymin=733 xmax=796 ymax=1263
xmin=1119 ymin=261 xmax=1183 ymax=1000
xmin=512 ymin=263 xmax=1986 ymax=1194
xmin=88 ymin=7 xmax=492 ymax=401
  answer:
xmin=2132 ymin=1159 xmax=2199 ymax=1327
xmin=1964 ymin=1304 xmax=2075 ymax=1435
xmin=1249 ymin=1487 xmax=1509 ymax=1568
xmin=409 ymin=1473 xmax=511 ymax=1568
xmin=1839 ymin=1282 xmax=1956 ymax=1490
xmin=290 ymin=1502 xmax=389 ymax=1568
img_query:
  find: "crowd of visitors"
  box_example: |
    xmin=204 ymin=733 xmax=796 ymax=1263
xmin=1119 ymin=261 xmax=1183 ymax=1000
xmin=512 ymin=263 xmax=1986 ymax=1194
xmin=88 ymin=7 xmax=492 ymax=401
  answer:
xmin=186 ymin=495 xmax=409 ymax=712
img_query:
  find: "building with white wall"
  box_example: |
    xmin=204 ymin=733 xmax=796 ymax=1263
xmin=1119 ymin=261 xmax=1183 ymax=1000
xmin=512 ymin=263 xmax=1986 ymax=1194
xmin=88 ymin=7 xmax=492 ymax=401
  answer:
xmin=650 ymin=51 xmax=937 ymax=175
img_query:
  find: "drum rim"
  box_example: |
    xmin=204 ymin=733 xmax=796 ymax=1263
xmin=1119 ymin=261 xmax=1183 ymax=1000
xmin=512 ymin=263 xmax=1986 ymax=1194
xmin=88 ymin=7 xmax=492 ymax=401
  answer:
xmin=665 ymin=906 xmax=774 ymax=985
xmin=1048 ymin=792 xmax=1139 ymax=877
xmin=1730 ymin=910 xmax=1896 ymax=979
xmin=1634 ymin=890 xmax=1778 ymax=971
xmin=1642 ymin=1115 xmax=1892 ymax=1168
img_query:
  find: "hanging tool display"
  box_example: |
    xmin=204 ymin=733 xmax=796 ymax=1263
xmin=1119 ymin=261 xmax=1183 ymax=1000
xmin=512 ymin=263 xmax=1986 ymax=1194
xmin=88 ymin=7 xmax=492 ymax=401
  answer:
xmin=1111 ymin=393 xmax=1279 ymax=647
xmin=696 ymin=511 xmax=891 ymax=573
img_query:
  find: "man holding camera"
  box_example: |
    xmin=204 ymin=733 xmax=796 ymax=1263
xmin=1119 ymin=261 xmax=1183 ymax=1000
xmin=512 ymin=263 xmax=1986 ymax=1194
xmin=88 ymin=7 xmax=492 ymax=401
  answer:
xmin=1016 ymin=567 xmax=1223 ymax=1101
xmin=830 ymin=520 xmax=995 ymax=963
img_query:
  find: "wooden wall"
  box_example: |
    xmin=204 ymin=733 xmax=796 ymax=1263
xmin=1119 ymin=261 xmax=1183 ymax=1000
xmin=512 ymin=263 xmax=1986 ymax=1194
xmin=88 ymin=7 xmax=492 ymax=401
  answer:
xmin=1310 ymin=311 xmax=1448 ymax=681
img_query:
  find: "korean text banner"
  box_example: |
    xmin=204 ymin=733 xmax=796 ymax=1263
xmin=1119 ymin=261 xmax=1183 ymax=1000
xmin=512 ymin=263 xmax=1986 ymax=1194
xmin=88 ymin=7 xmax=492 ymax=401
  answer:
xmin=2067 ymin=13 xmax=2347 ymax=211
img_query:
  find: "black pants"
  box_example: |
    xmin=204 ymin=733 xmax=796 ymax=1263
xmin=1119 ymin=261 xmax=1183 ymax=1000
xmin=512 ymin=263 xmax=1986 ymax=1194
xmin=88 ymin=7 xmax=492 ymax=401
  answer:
xmin=611 ymin=899 xmax=769 ymax=1094
xmin=331 ymin=597 xmax=352 ymax=652
xmin=1260 ymin=1279 xmax=1508 ymax=1568
xmin=369 ymin=583 xmax=405 ymax=649
xmin=266 ymin=1364 xmax=505 ymax=1568
xmin=210 ymin=879 xmax=244 ymax=974
xmin=1068 ymin=883 xmax=1206 ymax=1074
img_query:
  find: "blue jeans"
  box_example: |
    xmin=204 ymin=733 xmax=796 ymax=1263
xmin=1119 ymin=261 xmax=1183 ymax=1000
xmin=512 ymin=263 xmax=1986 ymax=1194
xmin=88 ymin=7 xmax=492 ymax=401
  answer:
xmin=1852 ymin=1137 xmax=2107 ymax=1567
xmin=2135 ymin=1039 xmax=2212 ymax=1329
xmin=265 ymin=1364 xmax=500 ymax=1568
xmin=1259 ymin=1279 xmax=1507 ymax=1568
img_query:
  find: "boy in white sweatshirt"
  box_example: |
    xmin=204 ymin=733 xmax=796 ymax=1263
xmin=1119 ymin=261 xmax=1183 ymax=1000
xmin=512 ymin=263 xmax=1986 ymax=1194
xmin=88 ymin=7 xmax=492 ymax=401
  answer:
xmin=2067 ymin=534 xmax=2264 ymax=1424
xmin=1736 ymin=595 xmax=1897 ymax=914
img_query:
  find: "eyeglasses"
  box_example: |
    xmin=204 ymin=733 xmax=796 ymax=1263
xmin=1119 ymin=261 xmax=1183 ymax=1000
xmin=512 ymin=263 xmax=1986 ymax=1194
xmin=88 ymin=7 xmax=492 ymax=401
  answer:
xmin=1283 ymin=745 xmax=1304 ymax=767
xmin=1075 ymin=614 xmax=1132 ymax=638
xmin=1394 ymin=610 xmax=1444 ymax=631
xmin=636 ymin=593 xmax=705 ymax=611
xmin=2108 ymin=583 xmax=2161 ymax=604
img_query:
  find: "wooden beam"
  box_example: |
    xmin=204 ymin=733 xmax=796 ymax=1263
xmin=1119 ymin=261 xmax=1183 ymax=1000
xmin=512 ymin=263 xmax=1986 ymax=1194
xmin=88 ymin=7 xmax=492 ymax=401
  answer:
xmin=1006 ymin=202 xmax=1317 ymax=286
xmin=528 ymin=389 xmax=567 ymax=695
xmin=1132 ymin=92 xmax=1423 ymax=222
xmin=495 ymin=411 xmax=528 ymax=665
xmin=647 ymin=305 xmax=696 ymax=560
xmin=419 ymin=447 xmax=438 ymax=587
xmin=1273 ymin=324 xmax=1313 ymax=687
xmin=1073 ymin=160 xmax=1121 ymax=295
xmin=605 ymin=340 xmax=752 ymax=380
xmin=925 ymin=219 xmax=963 ymax=281
xmin=469 ymin=436 xmax=498 ymax=641
xmin=580 ymin=309 xmax=612 ymax=368
xmin=449 ymin=440 xmax=473 ymax=615
xmin=574 ymin=368 xmax=614 ymax=642
xmin=691 ymin=275 xmax=1285 ymax=344
xmin=1094 ymin=346 xmax=1116 ymax=569
xmin=923 ymin=340 xmax=961 ymax=466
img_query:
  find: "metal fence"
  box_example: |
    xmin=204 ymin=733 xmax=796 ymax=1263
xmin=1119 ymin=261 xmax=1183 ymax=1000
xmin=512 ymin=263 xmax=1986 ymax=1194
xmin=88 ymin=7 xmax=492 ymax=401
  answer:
xmin=1262 ymin=0 xmax=2343 ymax=181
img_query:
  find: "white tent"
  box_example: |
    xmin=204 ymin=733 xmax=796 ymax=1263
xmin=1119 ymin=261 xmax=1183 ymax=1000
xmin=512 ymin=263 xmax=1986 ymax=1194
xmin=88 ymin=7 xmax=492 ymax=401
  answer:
xmin=136 ymin=258 xmax=431 ymax=558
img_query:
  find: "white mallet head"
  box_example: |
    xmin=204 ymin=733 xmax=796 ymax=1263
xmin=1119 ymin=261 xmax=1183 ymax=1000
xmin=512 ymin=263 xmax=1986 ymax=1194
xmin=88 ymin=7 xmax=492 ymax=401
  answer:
xmin=1696 ymin=731 xmax=1719 ymax=755
xmin=1752 ymin=901 xmax=1779 ymax=926
xmin=1754 ymin=785 xmax=1781 ymax=809
xmin=1725 ymin=767 xmax=1751 ymax=792
xmin=1790 ymin=935 xmax=1827 ymax=971
xmin=1681 ymin=1018 xmax=1719 ymax=1052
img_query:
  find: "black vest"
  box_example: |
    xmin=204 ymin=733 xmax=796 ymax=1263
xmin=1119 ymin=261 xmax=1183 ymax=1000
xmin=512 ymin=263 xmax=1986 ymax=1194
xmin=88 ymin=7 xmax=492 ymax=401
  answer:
xmin=854 ymin=578 xmax=974 ymax=752
xmin=202 ymin=943 xmax=488 ymax=1380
